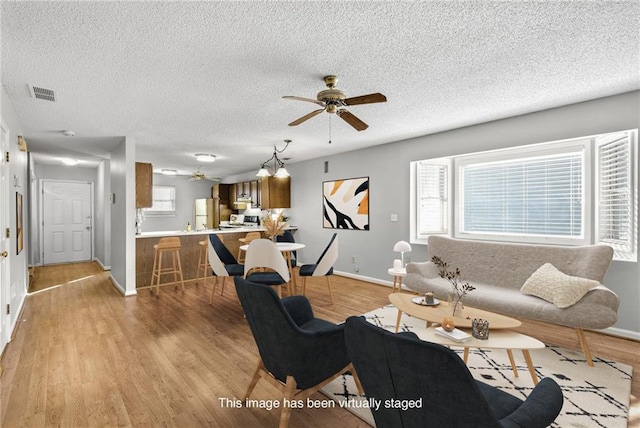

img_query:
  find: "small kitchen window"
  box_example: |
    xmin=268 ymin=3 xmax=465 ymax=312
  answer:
xmin=144 ymin=185 xmax=176 ymax=216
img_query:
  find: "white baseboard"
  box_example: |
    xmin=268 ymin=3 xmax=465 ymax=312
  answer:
xmin=599 ymin=326 xmax=640 ymax=341
xmin=108 ymin=274 xmax=137 ymax=296
xmin=334 ymin=270 xmax=393 ymax=287
xmin=94 ymin=258 xmax=111 ymax=271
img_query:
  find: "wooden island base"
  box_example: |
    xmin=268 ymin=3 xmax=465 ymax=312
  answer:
xmin=136 ymin=230 xmax=259 ymax=288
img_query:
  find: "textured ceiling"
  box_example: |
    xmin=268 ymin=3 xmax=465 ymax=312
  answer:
xmin=2 ymin=1 xmax=639 ymax=179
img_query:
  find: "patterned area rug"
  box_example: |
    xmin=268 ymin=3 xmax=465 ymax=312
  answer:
xmin=321 ymin=305 xmax=633 ymax=428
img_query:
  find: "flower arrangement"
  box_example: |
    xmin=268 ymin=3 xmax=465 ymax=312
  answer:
xmin=262 ymin=212 xmax=287 ymax=241
xmin=431 ymin=255 xmax=475 ymax=316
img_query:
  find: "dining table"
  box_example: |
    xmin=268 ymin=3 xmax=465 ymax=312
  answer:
xmin=239 ymin=241 xmax=305 ymax=294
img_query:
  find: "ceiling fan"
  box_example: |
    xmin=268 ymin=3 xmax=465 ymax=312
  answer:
xmin=188 ymin=167 xmax=220 ymax=182
xmin=283 ymin=75 xmax=386 ymax=131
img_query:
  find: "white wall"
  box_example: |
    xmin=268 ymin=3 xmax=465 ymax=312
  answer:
xmin=287 ymin=91 xmax=640 ymax=338
xmin=95 ymin=160 xmax=111 ymax=269
xmin=1 ymin=86 xmax=28 ymax=340
xmin=109 ymin=138 xmax=136 ymax=295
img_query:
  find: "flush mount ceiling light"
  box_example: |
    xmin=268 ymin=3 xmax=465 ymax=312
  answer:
xmin=61 ymin=130 xmax=75 ymax=137
xmin=257 ymin=139 xmax=291 ymax=178
xmin=60 ymin=157 xmax=78 ymax=166
xmin=195 ymin=153 xmax=216 ymax=162
xmin=161 ymin=169 xmax=178 ymax=176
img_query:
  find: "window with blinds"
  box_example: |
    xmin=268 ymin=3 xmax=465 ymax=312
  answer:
xmin=410 ymin=129 xmax=637 ymax=260
xmin=596 ymin=132 xmax=635 ymax=260
xmin=416 ymin=160 xmax=449 ymax=236
xmin=144 ymin=185 xmax=176 ymax=216
xmin=460 ymin=151 xmax=583 ymax=239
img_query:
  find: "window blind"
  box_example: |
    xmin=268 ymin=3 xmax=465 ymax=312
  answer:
xmin=597 ymin=132 xmax=634 ymax=259
xmin=417 ymin=161 xmax=448 ymax=235
xmin=461 ymin=152 xmax=583 ymax=238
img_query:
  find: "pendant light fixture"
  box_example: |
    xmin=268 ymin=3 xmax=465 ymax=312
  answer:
xmin=257 ymin=139 xmax=291 ymax=178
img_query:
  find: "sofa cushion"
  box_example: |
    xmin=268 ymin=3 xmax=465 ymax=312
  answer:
xmin=520 ymin=263 xmax=600 ymax=309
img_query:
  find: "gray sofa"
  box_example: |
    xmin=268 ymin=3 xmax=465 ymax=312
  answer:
xmin=404 ymin=236 xmax=619 ymax=366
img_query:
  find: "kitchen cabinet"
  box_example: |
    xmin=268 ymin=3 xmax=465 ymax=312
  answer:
xmin=212 ymin=183 xmax=233 ymax=205
xmin=135 ymin=162 xmax=153 ymax=208
xmin=260 ymin=176 xmax=290 ymax=209
xmin=250 ymin=180 xmax=261 ymax=207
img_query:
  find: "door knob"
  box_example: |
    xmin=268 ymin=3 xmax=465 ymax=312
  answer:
xmin=1 ymin=251 xmax=7 ymax=258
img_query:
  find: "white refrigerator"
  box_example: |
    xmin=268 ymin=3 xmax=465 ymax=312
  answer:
xmin=194 ymin=198 xmax=220 ymax=230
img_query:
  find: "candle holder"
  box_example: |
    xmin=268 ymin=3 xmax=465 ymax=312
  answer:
xmin=442 ymin=317 xmax=455 ymax=332
xmin=472 ymin=318 xmax=490 ymax=340
xmin=424 ymin=292 xmax=434 ymax=305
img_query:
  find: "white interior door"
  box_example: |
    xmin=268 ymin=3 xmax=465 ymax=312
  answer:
xmin=42 ymin=180 xmax=93 ymax=265
xmin=0 ymin=121 xmax=11 ymax=351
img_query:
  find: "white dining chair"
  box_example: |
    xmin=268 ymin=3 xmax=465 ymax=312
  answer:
xmin=299 ymin=233 xmax=338 ymax=303
xmin=244 ymin=238 xmax=291 ymax=297
xmin=207 ymin=235 xmax=244 ymax=303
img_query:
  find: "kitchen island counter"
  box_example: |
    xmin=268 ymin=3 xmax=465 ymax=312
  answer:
xmin=135 ymin=227 xmax=297 ymax=289
xmin=136 ymin=227 xmax=263 ymax=239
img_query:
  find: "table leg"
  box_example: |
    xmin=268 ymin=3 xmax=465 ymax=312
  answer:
xmin=463 ymin=347 xmax=470 ymax=363
xmin=395 ymin=309 xmax=403 ymax=333
xmin=393 ymin=276 xmax=400 ymax=292
xmin=506 ymin=349 xmax=518 ymax=378
xmin=522 ymin=350 xmax=538 ymax=385
xmin=283 ymin=251 xmax=295 ymax=295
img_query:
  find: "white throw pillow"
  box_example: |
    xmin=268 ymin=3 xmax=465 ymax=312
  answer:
xmin=521 ymin=263 xmax=600 ymax=309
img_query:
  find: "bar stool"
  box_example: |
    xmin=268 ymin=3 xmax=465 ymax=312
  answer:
xmin=150 ymin=236 xmax=185 ymax=295
xmin=237 ymin=231 xmax=261 ymax=263
xmin=196 ymin=239 xmax=210 ymax=286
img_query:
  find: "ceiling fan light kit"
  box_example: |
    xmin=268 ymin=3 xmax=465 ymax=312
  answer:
xmin=283 ymin=75 xmax=387 ymax=131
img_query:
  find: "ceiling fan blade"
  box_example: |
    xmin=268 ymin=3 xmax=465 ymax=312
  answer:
xmin=288 ymin=108 xmax=325 ymax=126
xmin=343 ymin=92 xmax=387 ymax=106
xmin=337 ymin=109 xmax=369 ymax=131
xmin=282 ymin=96 xmax=325 ymax=107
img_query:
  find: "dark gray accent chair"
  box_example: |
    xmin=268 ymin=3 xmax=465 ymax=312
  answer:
xmin=235 ymin=277 xmax=362 ymax=428
xmin=344 ymin=316 xmax=564 ymax=428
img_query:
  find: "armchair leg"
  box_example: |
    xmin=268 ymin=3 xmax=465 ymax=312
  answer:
xmin=279 ymin=376 xmax=297 ymax=428
xmin=349 ymin=363 xmax=364 ymax=395
xmin=575 ymin=328 xmax=594 ymax=367
xmin=244 ymin=361 xmax=264 ymax=400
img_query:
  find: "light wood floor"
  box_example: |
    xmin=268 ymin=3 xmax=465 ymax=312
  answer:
xmin=2 ymin=262 xmax=638 ymax=427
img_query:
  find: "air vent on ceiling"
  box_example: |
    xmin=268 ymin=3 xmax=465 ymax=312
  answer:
xmin=28 ymin=85 xmax=56 ymax=102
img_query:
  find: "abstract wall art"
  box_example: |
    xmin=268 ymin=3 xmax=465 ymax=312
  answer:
xmin=323 ymin=177 xmax=369 ymax=230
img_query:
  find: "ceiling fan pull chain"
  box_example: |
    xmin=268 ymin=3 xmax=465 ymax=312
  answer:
xmin=328 ymin=114 xmax=332 ymax=144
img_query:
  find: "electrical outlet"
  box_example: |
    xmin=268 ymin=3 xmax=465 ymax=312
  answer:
xmin=354 ymin=265 xmax=359 ymax=273
xmin=351 ymin=256 xmax=356 ymax=263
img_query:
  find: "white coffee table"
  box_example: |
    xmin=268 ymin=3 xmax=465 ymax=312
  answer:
xmin=389 ymin=293 xmax=544 ymax=384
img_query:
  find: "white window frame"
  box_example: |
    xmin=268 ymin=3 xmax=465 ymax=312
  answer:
xmin=143 ymin=185 xmax=176 ymax=217
xmin=595 ymin=131 xmax=637 ymax=261
xmin=410 ymin=158 xmax=451 ymax=241
xmin=454 ymin=139 xmax=591 ymax=246
xmin=410 ymin=129 xmax=637 ymax=261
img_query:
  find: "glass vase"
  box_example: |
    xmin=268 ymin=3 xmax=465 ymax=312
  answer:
xmin=449 ymin=293 xmax=463 ymax=317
